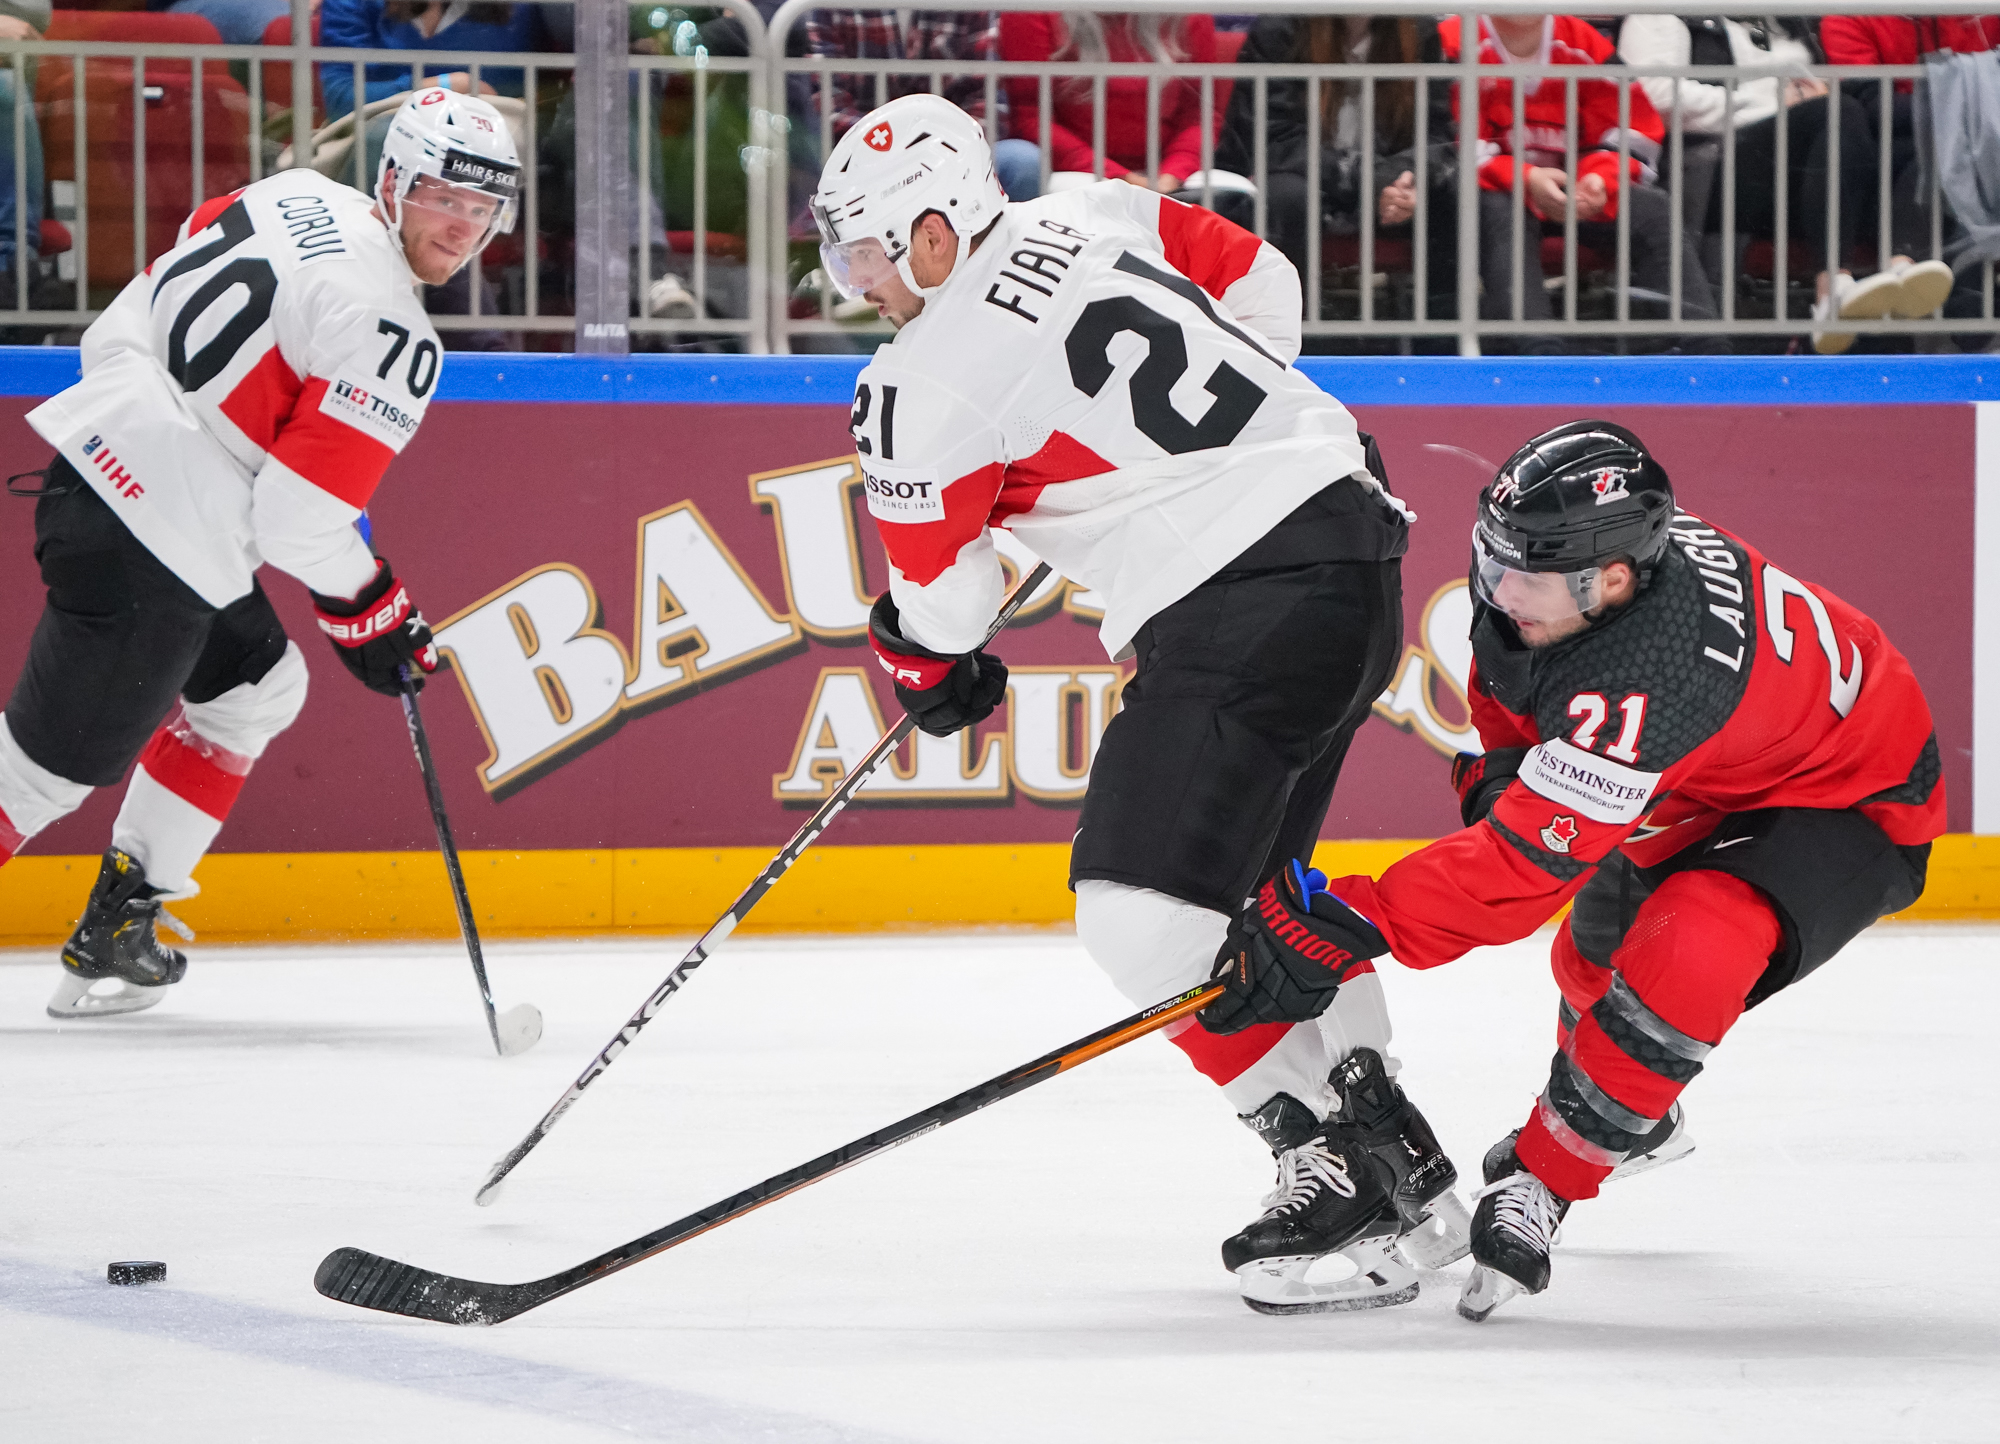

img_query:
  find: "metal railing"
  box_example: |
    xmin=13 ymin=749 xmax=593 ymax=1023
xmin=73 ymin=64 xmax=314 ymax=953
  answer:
xmin=1 ymin=3 xmax=1997 ymax=356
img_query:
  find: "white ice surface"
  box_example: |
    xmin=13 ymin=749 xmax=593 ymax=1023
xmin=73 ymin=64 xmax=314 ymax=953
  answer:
xmin=1 ymin=927 xmax=1994 ymax=1443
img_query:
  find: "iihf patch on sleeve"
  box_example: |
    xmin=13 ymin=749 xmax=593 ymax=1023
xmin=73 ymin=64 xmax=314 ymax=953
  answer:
xmin=860 ymin=460 xmax=945 ymax=523
xmin=1518 ymin=736 xmax=1660 ymax=824
xmin=318 ymin=367 xmax=423 ymax=452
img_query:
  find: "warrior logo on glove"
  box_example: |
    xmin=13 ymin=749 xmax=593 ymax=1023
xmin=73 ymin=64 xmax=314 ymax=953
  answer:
xmin=1203 ymin=861 xmax=1391 ymax=1036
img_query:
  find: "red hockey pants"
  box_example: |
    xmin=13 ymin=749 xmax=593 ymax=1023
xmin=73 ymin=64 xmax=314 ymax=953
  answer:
xmin=1516 ymin=869 xmax=1781 ymax=1202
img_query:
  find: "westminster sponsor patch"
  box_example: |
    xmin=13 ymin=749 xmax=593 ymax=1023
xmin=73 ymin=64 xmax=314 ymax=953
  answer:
xmin=1519 ymin=736 xmax=1660 ymax=825
xmin=860 ymin=461 xmax=945 ymax=523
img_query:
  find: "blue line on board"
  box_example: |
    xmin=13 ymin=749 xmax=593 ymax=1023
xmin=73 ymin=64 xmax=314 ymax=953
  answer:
xmin=0 ymin=347 xmax=1993 ymax=406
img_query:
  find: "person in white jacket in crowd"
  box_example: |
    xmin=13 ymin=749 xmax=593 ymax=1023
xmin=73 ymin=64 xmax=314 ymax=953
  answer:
xmin=1618 ymin=14 xmax=1949 ymax=352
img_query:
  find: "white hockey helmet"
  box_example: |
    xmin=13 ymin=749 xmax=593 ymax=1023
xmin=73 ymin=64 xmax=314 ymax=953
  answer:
xmin=376 ymin=88 xmax=521 ymax=266
xmin=811 ymin=93 xmax=1007 ymax=301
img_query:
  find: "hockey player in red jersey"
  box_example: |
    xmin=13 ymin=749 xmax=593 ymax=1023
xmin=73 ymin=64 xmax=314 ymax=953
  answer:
xmin=0 ymin=89 xmax=522 ymax=1018
xmin=1202 ymin=420 xmax=1942 ymax=1320
xmin=815 ymin=93 xmax=1471 ymax=1313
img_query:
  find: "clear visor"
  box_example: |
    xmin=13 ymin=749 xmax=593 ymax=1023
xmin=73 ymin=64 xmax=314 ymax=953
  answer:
xmin=819 ymin=236 xmax=900 ymax=300
xmin=1471 ymin=533 xmax=1604 ymax=625
xmin=402 ymin=173 xmax=517 ymax=244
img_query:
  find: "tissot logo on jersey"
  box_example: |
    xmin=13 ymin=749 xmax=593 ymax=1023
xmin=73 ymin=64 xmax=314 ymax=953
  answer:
xmin=860 ymin=462 xmax=945 ymax=522
xmin=322 ymin=371 xmax=423 ymax=451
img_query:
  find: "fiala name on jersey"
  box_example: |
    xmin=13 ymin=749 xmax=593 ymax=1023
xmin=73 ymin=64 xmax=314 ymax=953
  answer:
xmin=1667 ymin=513 xmax=1755 ymax=674
xmin=983 ymin=219 xmax=1092 ymax=326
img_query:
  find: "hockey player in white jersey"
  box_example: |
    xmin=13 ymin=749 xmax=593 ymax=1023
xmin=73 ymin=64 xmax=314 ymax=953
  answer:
xmin=815 ymin=95 xmax=1469 ymax=1311
xmin=0 ymin=89 xmax=520 ymax=1018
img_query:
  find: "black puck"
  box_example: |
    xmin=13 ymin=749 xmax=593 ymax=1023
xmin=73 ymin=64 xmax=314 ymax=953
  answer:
xmin=107 ymin=1260 xmax=166 ymax=1286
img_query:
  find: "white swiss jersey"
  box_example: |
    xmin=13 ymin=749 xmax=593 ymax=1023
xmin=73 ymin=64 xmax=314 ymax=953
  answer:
xmin=27 ymin=169 xmax=440 ymax=606
xmin=852 ymin=182 xmax=1380 ymax=659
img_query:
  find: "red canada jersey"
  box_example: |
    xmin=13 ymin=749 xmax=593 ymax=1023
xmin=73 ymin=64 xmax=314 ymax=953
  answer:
xmin=1332 ymin=511 xmax=1944 ymax=968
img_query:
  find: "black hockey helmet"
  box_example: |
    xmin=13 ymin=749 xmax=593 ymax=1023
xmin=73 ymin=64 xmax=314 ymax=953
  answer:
xmin=1471 ymin=421 xmax=1675 ymax=624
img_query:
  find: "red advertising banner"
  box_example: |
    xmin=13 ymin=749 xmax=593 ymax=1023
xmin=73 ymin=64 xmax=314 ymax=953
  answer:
xmin=0 ymin=383 xmax=1974 ymax=864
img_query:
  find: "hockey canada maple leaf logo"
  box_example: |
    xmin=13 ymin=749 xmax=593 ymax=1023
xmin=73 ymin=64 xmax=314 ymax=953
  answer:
xmin=865 ymin=123 xmax=894 ymax=152
xmin=1591 ymin=468 xmax=1630 ymax=505
xmin=1540 ymin=815 xmax=1579 ymax=854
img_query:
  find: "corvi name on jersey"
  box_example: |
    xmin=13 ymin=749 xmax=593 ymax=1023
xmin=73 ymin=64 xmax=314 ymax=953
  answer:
xmin=860 ymin=461 xmax=945 ymax=522
xmin=322 ymin=373 xmax=421 ymax=449
xmin=1520 ymin=736 xmax=1660 ymax=823
xmin=274 ymin=194 xmax=349 ymax=266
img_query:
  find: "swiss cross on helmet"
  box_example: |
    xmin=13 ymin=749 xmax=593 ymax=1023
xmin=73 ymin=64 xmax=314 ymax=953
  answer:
xmin=377 ymin=89 xmax=521 ymax=271
xmin=811 ymin=94 xmax=1007 ymax=302
xmin=1472 ymin=420 xmax=1676 ymax=626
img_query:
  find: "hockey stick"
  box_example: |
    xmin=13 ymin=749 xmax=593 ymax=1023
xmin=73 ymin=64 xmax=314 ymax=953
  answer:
xmin=470 ymin=562 xmax=1054 ymax=1204
xmin=400 ymin=671 xmax=544 ymax=1058
xmin=317 ymin=980 xmax=1219 ymax=1325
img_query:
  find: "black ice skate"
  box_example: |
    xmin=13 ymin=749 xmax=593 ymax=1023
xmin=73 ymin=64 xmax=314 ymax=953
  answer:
xmin=1223 ymin=1094 xmax=1408 ymax=1314
xmin=1457 ymin=1135 xmax=1569 ymax=1323
xmin=47 ymin=849 xmax=192 ymax=1019
xmin=1323 ymin=1048 xmax=1472 ymax=1271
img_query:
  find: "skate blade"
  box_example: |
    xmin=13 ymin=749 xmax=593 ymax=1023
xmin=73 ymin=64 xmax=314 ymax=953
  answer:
xmin=1607 ymin=1137 xmax=1696 ymax=1184
xmin=1238 ymin=1237 xmax=1419 ymax=1315
xmin=1399 ymin=1189 xmax=1473 ymax=1270
xmin=46 ymin=971 xmax=167 ymax=1019
xmin=1455 ymin=1263 xmax=1521 ymax=1323
xmin=495 ymin=1003 xmax=543 ymax=1057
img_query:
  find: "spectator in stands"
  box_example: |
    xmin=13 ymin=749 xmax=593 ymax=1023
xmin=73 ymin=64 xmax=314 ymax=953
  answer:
xmin=318 ymin=0 xmax=544 ymax=120
xmin=805 ymin=10 xmax=1041 ymax=199
xmin=158 ymin=0 xmax=289 ymax=47
xmin=1820 ymin=13 xmax=2000 ymax=78
xmin=0 ymin=0 xmax=45 ymax=296
xmin=1000 ymin=11 xmax=1219 ymax=196
xmin=1214 ymin=15 xmax=1453 ymax=310
xmin=1441 ymin=13 xmax=1719 ymax=352
xmin=1621 ymin=14 xmax=1948 ymax=353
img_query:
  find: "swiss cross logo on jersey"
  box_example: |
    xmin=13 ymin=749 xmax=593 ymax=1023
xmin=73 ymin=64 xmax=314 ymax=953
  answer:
xmin=1591 ymin=468 xmax=1631 ymax=505
xmin=1539 ymin=815 xmax=1579 ymax=854
xmin=865 ymin=122 xmax=893 ymax=152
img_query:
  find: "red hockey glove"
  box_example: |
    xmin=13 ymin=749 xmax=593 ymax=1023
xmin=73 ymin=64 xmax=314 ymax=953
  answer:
xmin=1202 ymin=861 xmax=1389 ymax=1035
xmin=311 ymin=557 xmax=439 ymax=697
xmin=1451 ymin=746 xmax=1527 ymax=828
xmin=868 ymin=593 xmax=1008 ymax=738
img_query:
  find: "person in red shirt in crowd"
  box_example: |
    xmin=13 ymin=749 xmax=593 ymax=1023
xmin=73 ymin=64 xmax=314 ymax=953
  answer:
xmin=1439 ymin=14 xmax=1719 ymax=353
xmin=1000 ymin=12 xmax=1219 ymax=197
xmin=1819 ymin=13 xmax=2000 ymax=84
xmin=1198 ymin=421 xmax=1942 ymax=1321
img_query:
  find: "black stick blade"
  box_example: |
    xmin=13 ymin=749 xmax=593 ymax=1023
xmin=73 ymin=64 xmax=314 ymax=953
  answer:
xmin=314 ymin=1246 xmax=538 ymax=1327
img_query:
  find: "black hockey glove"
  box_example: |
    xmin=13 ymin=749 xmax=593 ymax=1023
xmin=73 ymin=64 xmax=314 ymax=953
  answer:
xmin=1202 ymin=861 xmax=1389 ymax=1036
xmin=1451 ymin=747 xmax=1527 ymax=827
xmin=311 ymin=556 xmax=439 ymax=697
xmin=868 ymin=592 xmax=1008 ymax=738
